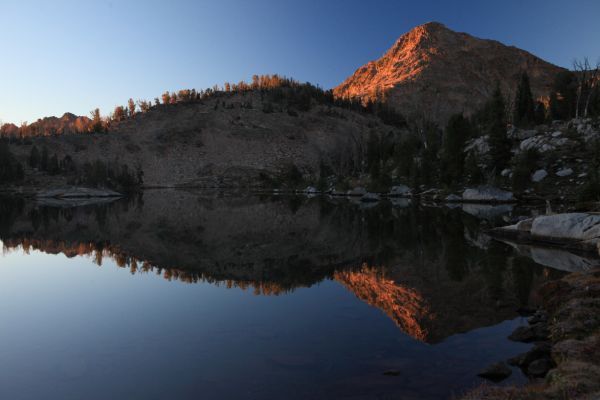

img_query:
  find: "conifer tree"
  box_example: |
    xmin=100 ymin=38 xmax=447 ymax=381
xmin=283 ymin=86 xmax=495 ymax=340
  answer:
xmin=29 ymin=145 xmax=40 ymax=168
xmin=441 ymin=113 xmax=471 ymax=185
xmin=487 ymin=85 xmax=511 ymax=172
xmin=89 ymin=108 xmax=104 ymax=133
xmin=40 ymin=146 xmax=49 ymax=171
xmin=513 ymin=71 xmax=536 ymax=127
xmin=128 ymin=98 xmax=136 ymax=117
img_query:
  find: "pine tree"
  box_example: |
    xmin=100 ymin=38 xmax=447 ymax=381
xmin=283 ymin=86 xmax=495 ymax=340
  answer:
xmin=48 ymin=154 xmax=59 ymax=175
xmin=464 ymin=151 xmax=483 ymax=185
xmin=487 ymin=85 xmax=511 ymax=172
xmin=549 ymin=71 xmax=577 ymax=120
xmin=40 ymin=146 xmax=49 ymax=171
xmin=29 ymin=145 xmax=40 ymax=168
xmin=513 ymin=71 xmax=536 ymax=127
xmin=441 ymin=113 xmax=471 ymax=185
xmin=128 ymin=98 xmax=136 ymax=117
xmin=89 ymin=108 xmax=104 ymax=133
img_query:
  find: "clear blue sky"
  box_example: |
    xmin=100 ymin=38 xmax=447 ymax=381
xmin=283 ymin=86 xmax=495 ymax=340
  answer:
xmin=1 ymin=0 xmax=599 ymax=124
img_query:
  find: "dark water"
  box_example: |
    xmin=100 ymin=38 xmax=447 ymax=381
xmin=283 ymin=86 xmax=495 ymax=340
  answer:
xmin=0 ymin=191 xmax=567 ymax=399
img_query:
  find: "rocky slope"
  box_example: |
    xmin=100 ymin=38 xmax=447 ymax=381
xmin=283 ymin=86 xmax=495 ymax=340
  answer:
xmin=334 ymin=22 xmax=565 ymax=124
xmin=7 ymin=91 xmax=404 ymax=188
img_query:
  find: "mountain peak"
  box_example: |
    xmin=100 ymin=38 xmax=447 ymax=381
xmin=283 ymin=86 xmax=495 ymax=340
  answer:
xmin=413 ymin=21 xmax=450 ymax=33
xmin=334 ymin=23 xmax=565 ymax=124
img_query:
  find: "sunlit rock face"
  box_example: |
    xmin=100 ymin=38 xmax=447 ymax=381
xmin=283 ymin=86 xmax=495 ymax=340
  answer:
xmin=334 ymin=22 xmax=564 ymax=125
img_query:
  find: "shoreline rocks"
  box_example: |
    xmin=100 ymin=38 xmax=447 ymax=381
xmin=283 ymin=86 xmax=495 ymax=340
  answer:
xmin=477 ymin=362 xmax=512 ymax=382
xmin=490 ymin=213 xmax=600 ymax=255
xmin=461 ymin=269 xmax=600 ymax=400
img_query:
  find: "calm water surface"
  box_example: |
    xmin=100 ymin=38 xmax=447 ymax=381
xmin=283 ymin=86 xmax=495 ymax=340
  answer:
xmin=0 ymin=191 xmax=570 ymax=399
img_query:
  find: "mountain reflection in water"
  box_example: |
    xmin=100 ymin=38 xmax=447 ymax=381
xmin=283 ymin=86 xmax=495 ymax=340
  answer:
xmin=0 ymin=191 xmax=564 ymax=342
xmin=0 ymin=191 xmax=571 ymax=399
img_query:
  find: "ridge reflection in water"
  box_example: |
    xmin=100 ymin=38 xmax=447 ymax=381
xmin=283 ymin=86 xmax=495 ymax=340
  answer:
xmin=0 ymin=191 xmax=567 ymax=399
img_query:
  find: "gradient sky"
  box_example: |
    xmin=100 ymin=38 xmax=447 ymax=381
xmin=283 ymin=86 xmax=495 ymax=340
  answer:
xmin=1 ymin=0 xmax=599 ymax=124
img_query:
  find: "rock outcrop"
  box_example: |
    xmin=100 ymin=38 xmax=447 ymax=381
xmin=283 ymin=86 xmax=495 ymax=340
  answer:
xmin=491 ymin=213 xmax=600 ymax=254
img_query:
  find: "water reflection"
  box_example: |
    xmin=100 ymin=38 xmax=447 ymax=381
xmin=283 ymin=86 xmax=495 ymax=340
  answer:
xmin=0 ymin=191 xmax=566 ymax=344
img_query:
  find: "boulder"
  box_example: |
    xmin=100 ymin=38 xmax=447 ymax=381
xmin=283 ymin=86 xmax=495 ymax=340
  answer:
xmin=491 ymin=213 xmax=600 ymax=255
xmin=388 ymin=185 xmax=411 ymax=197
xmin=462 ymin=204 xmax=513 ymax=220
xmin=556 ymin=168 xmax=573 ymax=177
xmin=531 ymin=213 xmax=600 ymax=242
xmin=347 ymin=187 xmax=367 ymax=197
xmin=462 ymin=186 xmax=515 ymax=202
xmin=477 ymin=362 xmax=512 ymax=382
xmin=304 ymin=186 xmax=318 ymax=194
xmin=520 ymin=136 xmax=555 ymax=153
xmin=445 ymin=194 xmax=462 ymax=202
xmin=527 ymin=358 xmax=554 ymax=377
xmin=500 ymin=168 xmax=511 ymax=177
xmin=509 ymin=323 xmax=549 ymax=343
xmin=515 ymin=218 xmax=534 ymax=231
xmin=361 ymin=193 xmax=380 ymax=202
xmin=531 ymin=169 xmax=548 ymax=182
xmin=464 ymin=136 xmax=490 ymax=155
xmin=508 ymin=342 xmax=551 ymax=368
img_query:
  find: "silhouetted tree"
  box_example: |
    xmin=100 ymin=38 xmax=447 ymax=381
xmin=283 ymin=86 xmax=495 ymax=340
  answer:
xmin=549 ymin=71 xmax=577 ymax=120
xmin=513 ymin=71 xmax=536 ymax=127
xmin=40 ymin=146 xmax=49 ymax=171
xmin=48 ymin=154 xmax=59 ymax=175
xmin=0 ymin=140 xmax=24 ymax=183
xmin=441 ymin=113 xmax=471 ymax=185
xmin=487 ymin=85 xmax=511 ymax=171
xmin=29 ymin=145 xmax=40 ymax=168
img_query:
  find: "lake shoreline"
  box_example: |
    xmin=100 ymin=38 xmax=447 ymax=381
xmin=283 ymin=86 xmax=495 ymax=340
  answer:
xmin=462 ymin=268 xmax=600 ymax=400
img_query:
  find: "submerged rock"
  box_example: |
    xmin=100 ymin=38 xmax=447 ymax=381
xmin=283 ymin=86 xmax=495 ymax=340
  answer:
xmin=477 ymin=362 xmax=512 ymax=381
xmin=509 ymin=341 xmax=552 ymax=368
xmin=509 ymin=323 xmax=549 ymax=343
